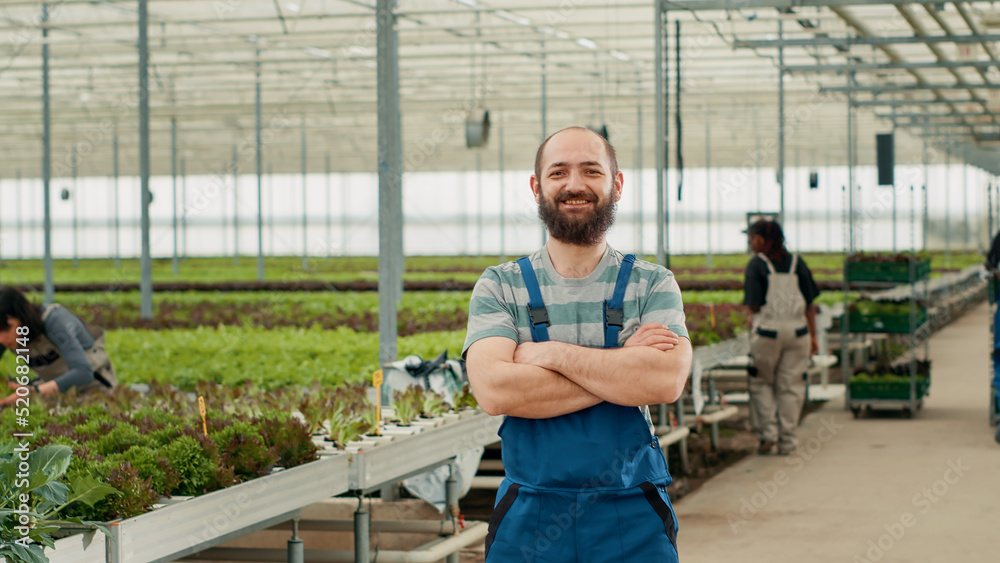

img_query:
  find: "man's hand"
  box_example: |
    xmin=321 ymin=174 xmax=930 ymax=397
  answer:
xmin=512 ymin=341 xmax=548 ymax=366
xmin=810 ymin=335 xmax=819 ymax=356
xmin=624 ymin=323 xmax=681 ymax=351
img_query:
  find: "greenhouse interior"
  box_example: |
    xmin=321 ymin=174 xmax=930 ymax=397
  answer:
xmin=1 ymin=0 xmax=999 ymax=562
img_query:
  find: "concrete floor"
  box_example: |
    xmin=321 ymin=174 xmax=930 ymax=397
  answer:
xmin=673 ymin=301 xmax=1000 ymax=562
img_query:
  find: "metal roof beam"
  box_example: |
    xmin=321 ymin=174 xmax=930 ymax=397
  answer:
xmin=851 ymin=98 xmax=987 ymax=106
xmin=664 ymin=0 xmax=946 ymax=11
xmin=823 ymin=83 xmax=1000 ymax=93
xmin=783 ymin=60 xmax=1000 ymax=73
xmin=733 ymin=33 xmax=1000 ymax=49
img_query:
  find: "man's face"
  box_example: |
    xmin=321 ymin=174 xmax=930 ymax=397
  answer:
xmin=531 ymin=129 xmax=622 ymax=246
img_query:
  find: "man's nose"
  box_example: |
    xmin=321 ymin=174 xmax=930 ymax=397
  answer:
xmin=566 ymin=168 xmax=587 ymax=189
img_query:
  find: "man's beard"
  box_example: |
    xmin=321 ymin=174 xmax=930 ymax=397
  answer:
xmin=537 ymin=190 xmax=617 ymax=246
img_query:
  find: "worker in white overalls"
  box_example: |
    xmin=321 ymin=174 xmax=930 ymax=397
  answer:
xmin=743 ymin=220 xmax=820 ymax=455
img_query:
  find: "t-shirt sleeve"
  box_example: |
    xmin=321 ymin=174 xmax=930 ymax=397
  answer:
xmin=796 ymin=257 xmax=821 ymax=305
xmin=462 ymin=267 xmax=519 ymax=359
xmin=641 ymin=270 xmax=689 ymax=339
xmin=44 ymin=310 xmax=96 ymax=393
xmin=743 ymin=257 xmax=767 ymax=308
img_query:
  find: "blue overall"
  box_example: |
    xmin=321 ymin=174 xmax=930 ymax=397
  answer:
xmin=484 ymin=255 xmax=680 ymax=562
xmin=993 ymin=285 xmax=1000 ymax=420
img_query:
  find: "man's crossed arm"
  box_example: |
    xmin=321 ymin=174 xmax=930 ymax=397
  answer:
xmin=466 ymin=323 xmax=693 ymax=419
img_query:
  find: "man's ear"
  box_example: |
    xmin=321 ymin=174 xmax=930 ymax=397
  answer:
xmin=613 ymin=171 xmax=624 ymax=201
xmin=530 ymin=175 xmax=541 ymax=203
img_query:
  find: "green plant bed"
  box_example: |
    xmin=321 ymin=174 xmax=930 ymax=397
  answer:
xmin=0 ymin=389 xmax=321 ymax=525
xmin=0 ymin=327 xmax=467 ymax=391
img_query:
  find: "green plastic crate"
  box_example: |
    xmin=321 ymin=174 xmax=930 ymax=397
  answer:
xmin=849 ymin=377 xmax=930 ymax=400
xmin=845 ymin=259 xmax=931 ymax=283
xmin=848 ymin=308 xmax=927 ymax=333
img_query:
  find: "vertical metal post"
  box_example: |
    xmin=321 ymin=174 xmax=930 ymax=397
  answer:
xmin=171 ymin=117 xmax=178 ymax=275
xmin=841 ymin=182 xmax=850 ymax=410
xmin=106 ymin=522 xmax=122 ymax=563
xmin=256 ymin=53 xmax=265 ymax=282
xmin=15 ymin=169 xmax=22 ymax=260
xmin=778 ymin=19 xmax=785 ymax=224
xmin=301 ymin=121 xmax=309 ymax=270
xmin=541 ymin=41 xmax=547 ymax=248
xmin=922 ymin=140 xmax=929 ymax=253
xmin=138 ymin=0 xmax=153 ymax=320
xmin=540 ymin=40 xmax=547 ymax=141
xmin=222 ymin=148 xmax=229 ymax=255
xmin=636 ymin=104 xmax=643 ymax=255
xmin=326 ymin=153 xmax=332 ymax=257
xmin=268 ymin=163 xmax=274 ymax=255
xmin=113 ymin=131 xmax=120 ymax=268
xmin=232 ymin=144 xmax=239 ymax=265
xmin=825 ymin=157 xmax=831 ymax=252
xmin=705 ymin=111 xmax=712 ymax=268
xmin=476 ymin=151 xmax=483 ymax=258
xmin=377 ymin=0 xmax=403 ymax=366
xmin=287 ymin=518 xmax=304 ymax=563
xmin=181 ymin=158 xmax=187 ymax=258
xmin=42 ymin=3 xmax=54 ymax=304
xmin=847 ymin=70 xmax=855 ymax=253
xmin=794 ymin=145 xmax=800 ymax=247
xmin=499 ymin=121 xmax=506 ymax=263
xmin=989 ymin=180 xmax=994 ymax=245
xmin=654 ymin=1 xmax=667 ymax=266
xmin=445 ymin=462 xmax=460 ymax=563
xmin=341 ymin=172 xmax=348 ymax=256
xmin=963 ymin=162 xmax=968 ymax=251
xmin=72 ymin=146 xmax=78 ymax=268
xmin=354 ymin=499 xmax=370 ymax=563
xmin=944 ymin=142 xmax=951 ymax=265
xmin=755 ymin=134 xmax=762 ymax=211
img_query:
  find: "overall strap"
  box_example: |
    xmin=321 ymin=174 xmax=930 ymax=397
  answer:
xmin=516 ymin=257 xmax=550 ymax=343
xmin=603 ymin=254 xmax=636 ymax=348
xmin=789 ymin=254 xmax=799 ymax=273
xmin=757 ymin=252 xmax=777 ymax=275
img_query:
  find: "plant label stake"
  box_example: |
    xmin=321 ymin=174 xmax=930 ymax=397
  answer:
xmin=710 ymin=302 xmax=716 ymax=329
xmin=198 ymin=396 xmax=208 ymax=437
xmin=372 ymin=369 xmax=383 ymax=436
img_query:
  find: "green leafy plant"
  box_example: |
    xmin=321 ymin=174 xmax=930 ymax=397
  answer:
xmin=358 ymin=402 xmax=381 ymax=435
xmin=256 ymin=414 xmax=318 ymax=467
xmin=160 ymin=436 xmax=216 ymax=496
xmin=86 ymin=461 xmax=160 ymax=521
xmin=212 ymin=422 xmax=279 ymax=480
xmin=107 ymin=446 xmax=179 ymax=497
xmin=451 ymin=384 xmax=478 ymax=411
xmin=392 ymin=386 xmax=424 ymax=426
xmin=326 ymin=404 xmax=366 ymax=450
xmin=420 ymin=392 xmax=448 ymax=418
xmin=0 ymin=441 xmax=116 ymax=563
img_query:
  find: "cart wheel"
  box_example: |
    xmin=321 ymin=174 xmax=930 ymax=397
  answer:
xmin=851 ymin=407 xmax=861 ymax=419
xmin=902 ymin=407 xmax=913 ymax=419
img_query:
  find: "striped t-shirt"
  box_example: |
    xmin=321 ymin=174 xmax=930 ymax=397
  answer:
xmin=463 ymin=244 xmax=688 ymax=355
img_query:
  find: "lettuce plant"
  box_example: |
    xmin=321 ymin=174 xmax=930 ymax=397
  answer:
xmin=0 ymin=441 xmax=116 ymax=563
